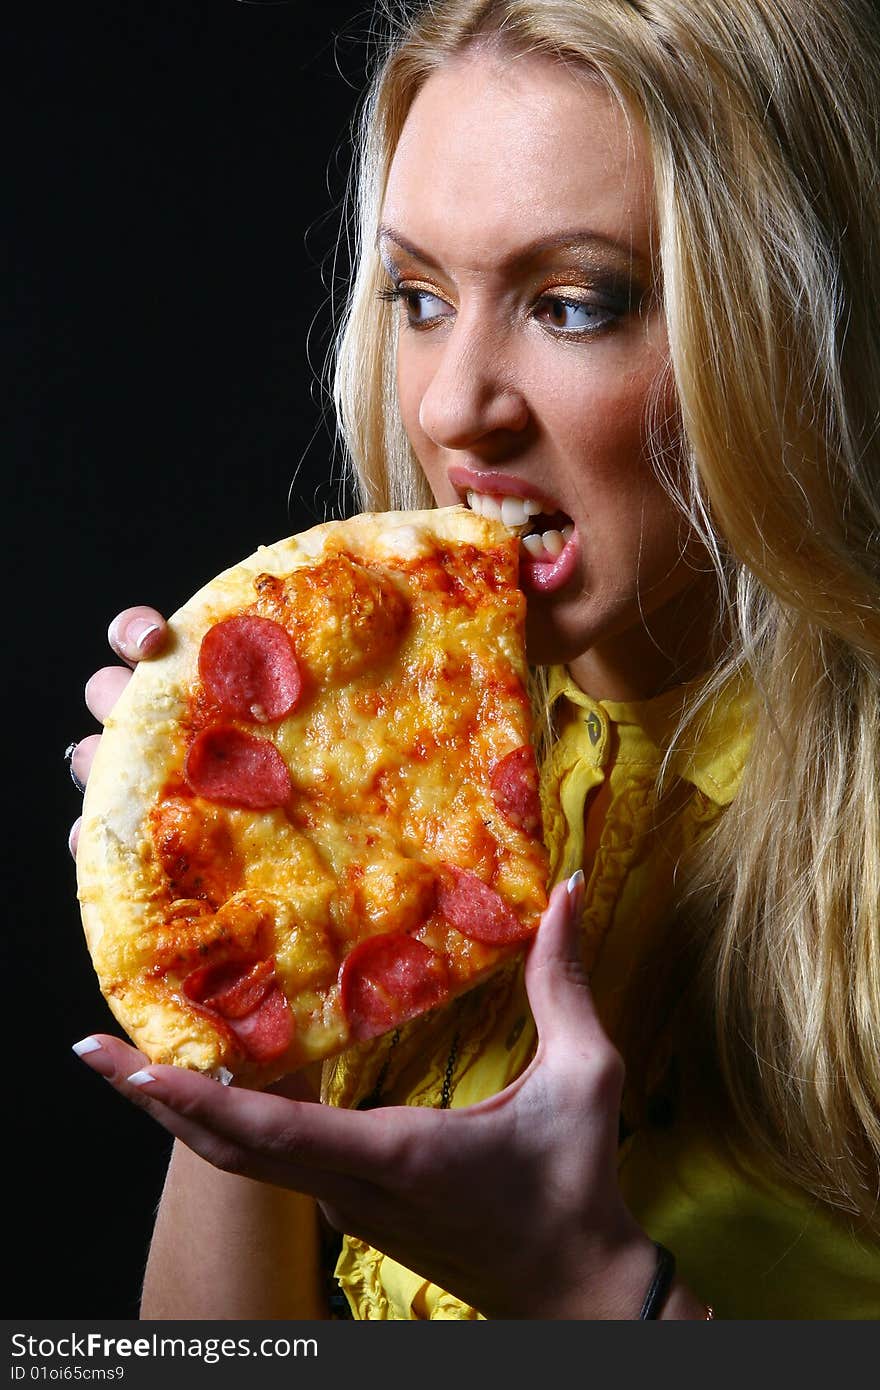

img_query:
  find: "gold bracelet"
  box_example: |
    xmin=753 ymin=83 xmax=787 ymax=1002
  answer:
xmin=705 ymin=1305 xmax=715 ymax=1320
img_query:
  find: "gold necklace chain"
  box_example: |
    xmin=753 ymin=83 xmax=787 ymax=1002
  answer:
xmin=356 ymin=1026 xmax=461 ymax=1110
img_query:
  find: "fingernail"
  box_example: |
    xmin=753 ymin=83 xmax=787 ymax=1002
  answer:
xmin=65 ymin=742 xmax=85 ymax=793
xmin=68 ymin=816 xmax=82 ymax=858
xmin=72 ymin=1037 xmax=102 ymax=1057
xmin=566 ymin=869 xmax=585 ymax=915
xmin=132 ymin=621 xmax=162 ymax=653
xmin=127 ymin=1069 xmax=158 ymax=1086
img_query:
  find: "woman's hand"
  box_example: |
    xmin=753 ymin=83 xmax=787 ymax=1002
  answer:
xmin=68 ymin=606 xmax=167 ymax=856
xmin=73 ymin=874 xmax=683 ymax=1319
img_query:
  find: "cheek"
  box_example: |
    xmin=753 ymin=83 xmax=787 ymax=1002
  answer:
xmin=397 ymin=347 xmax=422 ymax=450
xmin=553 ymin=358 xmax=672 ymax=479
xmin=551 ymin=358 xmax=682 ymax=536
xmin=396 ymin=345 xmax=450 ymax=496
xmin=396 ymin=342 xmax=425 ymax=440
xmin=552 ymin=363 xmax=690 ymax=581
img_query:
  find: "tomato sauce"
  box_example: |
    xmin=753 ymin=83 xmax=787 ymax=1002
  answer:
xmin=149 ymin=796 xmax=244 ymax=907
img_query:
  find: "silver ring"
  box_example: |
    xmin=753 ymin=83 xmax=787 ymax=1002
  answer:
xmin=65 ymin=742 xmax=86 ymax=794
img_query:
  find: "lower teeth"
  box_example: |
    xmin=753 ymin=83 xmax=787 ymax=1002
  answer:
xmin=522 ymin=525 xmax=573 ymax=559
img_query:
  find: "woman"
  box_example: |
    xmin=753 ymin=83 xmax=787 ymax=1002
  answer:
xmin=70 ymin=0 xmax=880 ymax=1318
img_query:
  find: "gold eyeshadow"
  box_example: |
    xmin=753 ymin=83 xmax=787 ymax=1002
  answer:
xmin=377 ymin=231 xmax=653 ymax=316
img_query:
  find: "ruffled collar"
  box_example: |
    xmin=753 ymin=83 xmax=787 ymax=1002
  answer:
xmin=547 ymin=664 xmax=754 ymax=806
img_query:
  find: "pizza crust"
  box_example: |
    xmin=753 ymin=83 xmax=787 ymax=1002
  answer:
xmin=77 ymin=506 xmax=547 ymax=1086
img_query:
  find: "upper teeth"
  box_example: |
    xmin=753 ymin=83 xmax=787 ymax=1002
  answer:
xmin=466 ymin=489 xmax=573 ymax=555
xmin=467 ymin=491 xmax=542 ymax=529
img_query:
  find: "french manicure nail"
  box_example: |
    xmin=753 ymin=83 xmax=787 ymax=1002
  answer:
xmin=132 ymin=622 xmax=162 ymax=653
xmin=127 ymin=1069 xmax=157 ymax=1086
xmin=65 ymin=743 xmax=86 ymax=793
xmin=72 ymin=1037 xmax=102 ymax=1057
xmin=566 ymin=869 xmax=585 ymax=918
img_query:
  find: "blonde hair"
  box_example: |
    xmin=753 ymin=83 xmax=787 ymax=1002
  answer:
xmin=333 ymin=0 xmax=880 ymax=1230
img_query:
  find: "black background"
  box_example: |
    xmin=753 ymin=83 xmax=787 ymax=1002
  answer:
xmin=9 ymin=0 xmax=375 ymax=1317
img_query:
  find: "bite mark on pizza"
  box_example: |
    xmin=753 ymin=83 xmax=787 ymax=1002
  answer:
xmin=76 ymin=507 xmax=549 ymax=1087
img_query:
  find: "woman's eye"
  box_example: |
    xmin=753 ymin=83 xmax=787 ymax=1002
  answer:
xmin=535 ymin=295 xmax=613 ymax=334
xmin=404 ymin=289 xmax=452 ymax=324
xmin=378 ymin=285 xmax=453 ymax=328
xmin=377 ymin=283 xmax=620 ymax=336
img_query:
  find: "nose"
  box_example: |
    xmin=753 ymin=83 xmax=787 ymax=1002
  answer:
xmin=417 ymin=316 xmax=530 ymax=451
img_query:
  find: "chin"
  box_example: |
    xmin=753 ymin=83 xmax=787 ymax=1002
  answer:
xmin=523 ymin=607 xmax=592 ymax=669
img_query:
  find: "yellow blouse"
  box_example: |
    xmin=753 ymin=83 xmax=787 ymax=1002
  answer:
xmin=328 ymin=668 xmax=880 ymax=1319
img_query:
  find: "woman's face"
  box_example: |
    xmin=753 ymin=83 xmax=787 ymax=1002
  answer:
xmin=379 ymin=47 xmax=715 ymax=700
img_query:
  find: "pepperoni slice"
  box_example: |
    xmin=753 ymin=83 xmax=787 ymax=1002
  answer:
xmin=340 ymin=933 xmax=449 ymax=1041
xmin=182 ymin=957 xmax=275 ymax=1019
xmin=198 ymin=616 xmax=302 ymax=723
xmin=185 ymin=724 xmax=292 ymax=809
xmin=490 ymin=745 xmax=542 ymax=837
xmin=182 ymin=958 xmax=294 ymax=1062
xmin=227 ymin=984 xmax=294 ymax=1061
xmin=436 ymin=865 xmax=532 ymax=944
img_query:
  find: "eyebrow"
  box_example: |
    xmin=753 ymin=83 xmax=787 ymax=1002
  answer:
xmin=376 ymin=224 xmax=652 ymax=275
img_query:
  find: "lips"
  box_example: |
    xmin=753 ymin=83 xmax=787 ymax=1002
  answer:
xmin=447 ymin=463 xmax=580 ymax=595
xmin=519 ymin=532 xmax=580 ymax=592
xmin=448 ymin=463 xmax=560 ymax=513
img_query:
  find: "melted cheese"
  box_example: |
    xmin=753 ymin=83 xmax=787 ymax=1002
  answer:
xmin=81 ymin=512 xmax=548 ymax=1083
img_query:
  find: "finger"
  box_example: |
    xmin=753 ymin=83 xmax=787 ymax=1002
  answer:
xmin=72 ymin=1033 xmax=410 ymax=1186
xmin=68 ymin=816 xmax=81 ymax=859
xmin=84 ymin=666 xmax=132 ymax=723
xmin=107 ymin=608 xmax=167 ymax=666
xmin=525 ymin=871 xmax=609 ymax=1056
xmin=68 ymin=733 xmax=101 ymax=790
xmin=72 ymin=1035 xmax=365 ymax=1205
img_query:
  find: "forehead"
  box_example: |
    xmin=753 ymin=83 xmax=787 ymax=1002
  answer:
xmin=381 ymin=48 xmax=655 ymax=269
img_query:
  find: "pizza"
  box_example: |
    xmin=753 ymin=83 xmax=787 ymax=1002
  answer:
xmin=76 ymin=506 xmax=549 ymax=1088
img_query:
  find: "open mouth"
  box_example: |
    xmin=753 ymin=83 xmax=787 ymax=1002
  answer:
xmin=465 ymin=490 xmax=574 ymax=563
xmin=459 ymin=485 xmax=580 ymax=594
